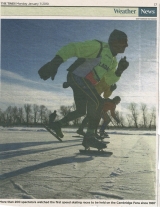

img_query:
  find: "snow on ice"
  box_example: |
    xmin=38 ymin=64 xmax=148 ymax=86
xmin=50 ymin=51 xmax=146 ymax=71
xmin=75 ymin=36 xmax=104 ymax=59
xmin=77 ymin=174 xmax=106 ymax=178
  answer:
xmin=0 ymin=126 xmax=157 ymax=206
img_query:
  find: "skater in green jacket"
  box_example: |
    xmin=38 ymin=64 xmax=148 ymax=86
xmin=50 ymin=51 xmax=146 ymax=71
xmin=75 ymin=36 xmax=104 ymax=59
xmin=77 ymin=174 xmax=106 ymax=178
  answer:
xmin=38 ymin=29 xmax=129 ymax=150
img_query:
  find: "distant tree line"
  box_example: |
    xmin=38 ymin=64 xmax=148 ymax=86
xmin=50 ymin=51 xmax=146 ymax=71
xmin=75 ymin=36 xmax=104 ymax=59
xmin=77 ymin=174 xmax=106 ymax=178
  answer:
xmin=0 ymin=103 xmax=83 ymax=127
xmin=112 ymin=103 xmax=156 ymax=130
xmin=0 ymin=104 xmax=51 ymax=127
xmin=0 ymin=102 xmax=156 ymax=130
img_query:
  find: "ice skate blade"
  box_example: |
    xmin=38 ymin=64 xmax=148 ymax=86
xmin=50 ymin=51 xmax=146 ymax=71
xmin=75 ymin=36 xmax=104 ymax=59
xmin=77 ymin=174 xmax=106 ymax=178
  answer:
xmin=43 ymin=124 xmax=63 ymax=142
xmin=103 ymin=141 xmax=110 ymax=144
xmin=79 ymin=149 xmax=113 ymax=157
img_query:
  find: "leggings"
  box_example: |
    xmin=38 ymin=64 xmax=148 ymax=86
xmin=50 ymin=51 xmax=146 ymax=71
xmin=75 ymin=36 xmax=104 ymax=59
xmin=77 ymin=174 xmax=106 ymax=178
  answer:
xmin=60 ymin=73 xmax=104 ymax=130
xmin=100 ymin=113 xmax=111 ymax=132
xmin=78 ymin=110 xmax=111 ymax=133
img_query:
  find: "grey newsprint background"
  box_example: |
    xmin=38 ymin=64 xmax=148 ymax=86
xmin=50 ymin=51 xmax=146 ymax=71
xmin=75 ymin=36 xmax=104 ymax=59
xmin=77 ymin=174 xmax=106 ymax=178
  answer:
xmin=0 ymin=0 xmax=160 ymax=207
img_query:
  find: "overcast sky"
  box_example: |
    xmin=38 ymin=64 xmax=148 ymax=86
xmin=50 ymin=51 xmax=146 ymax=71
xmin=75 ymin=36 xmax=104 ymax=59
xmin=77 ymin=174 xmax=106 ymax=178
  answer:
xmin=1 ymin=19 xmax=157 ymax=114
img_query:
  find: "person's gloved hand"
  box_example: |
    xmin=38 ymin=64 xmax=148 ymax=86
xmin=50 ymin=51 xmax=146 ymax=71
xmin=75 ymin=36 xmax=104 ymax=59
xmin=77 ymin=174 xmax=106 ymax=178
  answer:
xmin=110 ymin=84 xmax=117 ymax=92
xmin=38 ymin=55 xmax=63 ymax=80
xmin=38 ymin=61 xmax=53 ymax=80
xmin=116 ymin=56 xmax=129 ymax=77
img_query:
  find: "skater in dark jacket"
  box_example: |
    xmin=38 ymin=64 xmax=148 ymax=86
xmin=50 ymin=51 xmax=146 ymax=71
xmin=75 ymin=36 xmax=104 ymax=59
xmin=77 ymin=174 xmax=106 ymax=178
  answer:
xmin=38 ymin=29 xmax=129 ymax=150
xmin=49 ymin=110 xmax=57 ymax=125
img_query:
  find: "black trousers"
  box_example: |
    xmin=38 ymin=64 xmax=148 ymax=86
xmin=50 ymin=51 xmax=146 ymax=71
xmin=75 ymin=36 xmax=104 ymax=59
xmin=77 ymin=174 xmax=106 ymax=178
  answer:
xmin=60 ymin=73 xmax=104 ymax=130
xmin=78 ymin=116 xmax=101 ymax=134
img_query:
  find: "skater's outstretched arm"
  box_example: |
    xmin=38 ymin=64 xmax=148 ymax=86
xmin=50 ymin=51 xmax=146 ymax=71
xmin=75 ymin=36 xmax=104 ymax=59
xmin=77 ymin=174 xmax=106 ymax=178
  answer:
xmin=38 ymin=40 xmax=101 ymax=81
xmin=38 ymin=55 xmax=63 ymax=80
xmin=110 ymin=107 xmax=120 ymax=124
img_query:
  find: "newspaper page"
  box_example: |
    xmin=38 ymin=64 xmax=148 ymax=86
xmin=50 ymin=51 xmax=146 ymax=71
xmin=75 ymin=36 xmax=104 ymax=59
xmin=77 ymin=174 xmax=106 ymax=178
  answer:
xmin=0 ymin=0 xmax=159 ymax=207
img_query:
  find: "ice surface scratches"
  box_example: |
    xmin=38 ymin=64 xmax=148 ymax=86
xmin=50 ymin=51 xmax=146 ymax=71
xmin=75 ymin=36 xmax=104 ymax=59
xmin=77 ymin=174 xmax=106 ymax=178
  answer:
xmin=10 ymin=180 xmax=35 ymax=199
xmin=90 ymin=191 xmax=123 ymax=199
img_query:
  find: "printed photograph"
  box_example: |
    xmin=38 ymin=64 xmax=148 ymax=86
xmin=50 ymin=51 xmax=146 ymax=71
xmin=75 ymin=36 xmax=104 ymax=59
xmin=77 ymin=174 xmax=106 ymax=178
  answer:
xmin=0 ymin=19 xmax=157 ymax=200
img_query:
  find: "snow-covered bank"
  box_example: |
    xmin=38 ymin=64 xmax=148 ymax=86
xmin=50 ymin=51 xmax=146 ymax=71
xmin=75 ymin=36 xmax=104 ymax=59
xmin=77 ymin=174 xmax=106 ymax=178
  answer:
xmin=0 ymin=126 xmax=156 ymax=136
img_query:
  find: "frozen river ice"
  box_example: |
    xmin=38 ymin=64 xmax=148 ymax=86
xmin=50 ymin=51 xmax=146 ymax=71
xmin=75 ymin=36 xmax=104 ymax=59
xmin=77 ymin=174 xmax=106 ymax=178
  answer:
xmin=0 ymin=127 xmax=157 ymax=205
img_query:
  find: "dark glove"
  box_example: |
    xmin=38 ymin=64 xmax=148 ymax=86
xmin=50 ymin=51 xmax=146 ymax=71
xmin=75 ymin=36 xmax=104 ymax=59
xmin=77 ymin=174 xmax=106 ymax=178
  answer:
xmin=102 ymin=98 xmax=110 ymax=104
xmin=110 ymin=84 xmax=117 ymax=92
xmin=38 ymin=55 xmax=63 ymax=80
xmin=63 ymin=82 xmax=70 ymax=88
xmin=115 ymin=56 xmax=129 ymax=77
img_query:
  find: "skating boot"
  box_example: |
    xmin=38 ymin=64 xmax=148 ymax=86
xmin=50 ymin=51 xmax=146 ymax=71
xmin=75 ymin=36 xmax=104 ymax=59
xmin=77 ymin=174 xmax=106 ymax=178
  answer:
xmin=95 ymin=133 xmax=105 ymax=140
xmin=99 ymin=130 xmax=104 ymax=136
xmin=103 ymin=132 xmax=110 ymax=138
xmin=50 ymin=121 xmax=64 ymax=138
xmin=100 ymin=131 xmax=110 ymax=138
xmin=76 ymin=129 xmax=85 ymax=136
xmin=82 ymin=133 xmax=106 ymax=151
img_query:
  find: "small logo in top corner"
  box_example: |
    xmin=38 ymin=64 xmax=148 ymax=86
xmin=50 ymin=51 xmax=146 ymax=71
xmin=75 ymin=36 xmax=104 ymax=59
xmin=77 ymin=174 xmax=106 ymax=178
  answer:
xmin=139 ymin=7 xmax=157 ymax=17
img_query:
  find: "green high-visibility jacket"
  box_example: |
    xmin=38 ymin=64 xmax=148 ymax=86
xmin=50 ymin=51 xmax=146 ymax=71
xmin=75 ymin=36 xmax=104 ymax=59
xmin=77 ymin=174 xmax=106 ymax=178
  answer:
xmin=57 ymin=39 xmax=120 ymax=86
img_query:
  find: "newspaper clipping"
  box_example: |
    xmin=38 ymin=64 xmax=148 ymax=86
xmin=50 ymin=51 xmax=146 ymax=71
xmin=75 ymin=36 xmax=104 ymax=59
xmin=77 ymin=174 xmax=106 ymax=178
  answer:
xmin=0 ymin=0 xmax=159 ymax=206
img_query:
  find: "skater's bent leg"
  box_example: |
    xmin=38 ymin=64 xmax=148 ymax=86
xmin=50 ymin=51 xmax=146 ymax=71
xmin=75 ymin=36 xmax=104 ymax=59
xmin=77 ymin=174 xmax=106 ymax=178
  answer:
xmin=101 ymin=114 xmax=111 ymax=132
xmin=100 ymin=120 xmax=106 ymax=132
xmin=77 ymin=78 xmax=106 ymax=149
xmin=77 ymin=116 xmax=89 ymax=136
xmin=86 ymin=98 xmax=104 ymax=135
xmin=78 ymin=116 xmax=89 ymax=131
xmin=58 ymin=74 xmax=87 ymax=126
xmin=50 ymin=74 xmax=87 ymax=137
xmin=59 ymin=108 xmax=86 ymax=126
